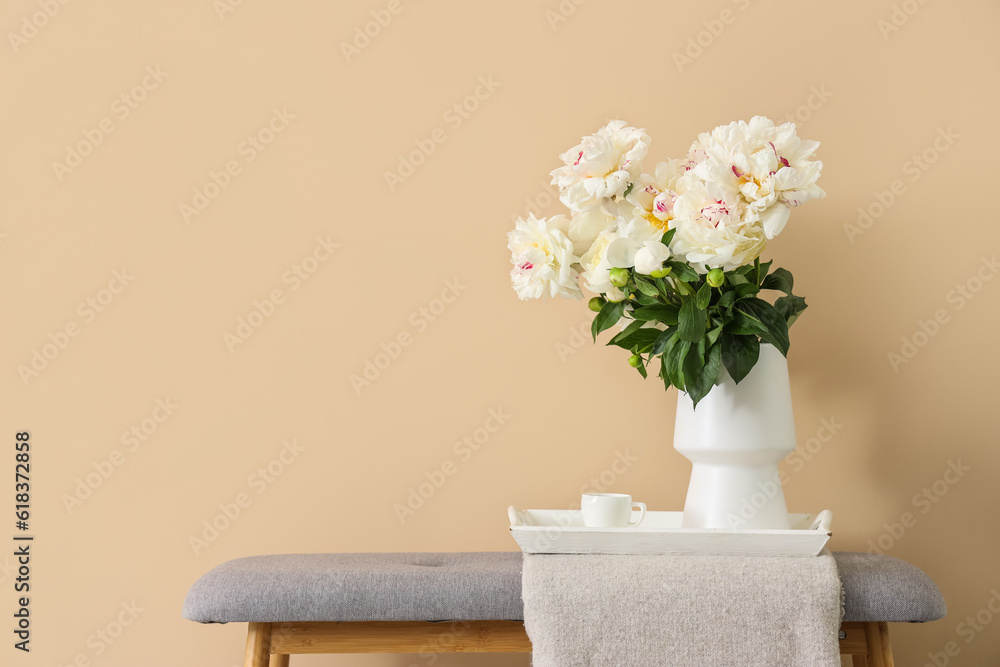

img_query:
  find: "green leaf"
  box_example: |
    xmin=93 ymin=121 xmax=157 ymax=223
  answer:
xmin=734 ymin=283 xmax=760 ymax=298
xmin=650 ymin=327 xmax=675 ymax=356
xmin=591 ymin=299 xmax=626 ymax=342
xmin=734 ymin=298 xmax=790 ymax=355
xmin=682 ymin=339 xmax=706 ymax=391
xmin=631 ymin=304 xmax=680 ymax=325
xmin=695 ymin=282 xmax=711 ymax=309
xmin=660 ymin=228 xmax=677 ymax=246
xmin=755 ymin=260 xmax=773 ymax=285
xmin=633 ymin=360 xmax=647 ymax=379
xmin=677 ymin=298 xmax=707 ymax=342
xmin=775 ymin=294 xmax=808 ymax=328
xmin=717 ymin=290 xmax=738 ymax=310
xmin=633 ymin=290 xmax=658 ymax=305
xmin=663 ymin=335 xmax=690 ymax=389
xmin=686 ymin=341 xmax=723 ymax=408
xmin=633 ymin=277 xmax=661 ymax=298
xmin=618 ymin=329 xmax=663 ymax=349
xmin=721 ymin=333 xmax=760 ymax=384
xmin=726 ymin=273 xmax=750 ymax=286
xmin=607 ymin=319 xmax=644 ymax=347
xmin=658 ymin=356 xmax=670 ymax=391
xmin=706 ymin=324 xmax=723 ymax=348
xmin=665 ymin=261 xmax=699 ymax=282
xmin=732 ymin=264 xmax=755 ymax=276
xmin=726 ymin=309 xmax=767 ymax=336
xmin=761 ymin=267 xmax=794 ymax=294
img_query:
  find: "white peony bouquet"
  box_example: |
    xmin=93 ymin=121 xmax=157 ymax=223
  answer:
xmin=507 ymin=117 xmax=824 ymax=406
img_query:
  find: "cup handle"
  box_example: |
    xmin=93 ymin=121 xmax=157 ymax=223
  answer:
xmin=628 ymin=502 xmax=647 ymax=527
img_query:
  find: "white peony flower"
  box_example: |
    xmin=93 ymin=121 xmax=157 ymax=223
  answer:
xmin=604 ymin=216 xmax=663 ymax=270
xmin=633 ymin=240 xmax=672 ymax=275
xmin=579 ymin=213 xmax=661 ymax=294
xmin=550 ymin=120 xmax=651 ymax=212
xmin=567 ymin=205 xmax=617 ymax=257
xmin=670 ymin=181 xmax=766 ymax=272
xmin=579 ymin=228 xmax=618 ymax=294
xmin=625 ymin=159 xmax=687 ymax=228
xmin=685 ymin=116 xmax=824 ymax=238
xmin=507 ymin=214 xmax=582 ymax=300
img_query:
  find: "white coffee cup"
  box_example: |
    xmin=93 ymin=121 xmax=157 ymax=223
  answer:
xmin=581 ymin=493 xmax=647 ymax=528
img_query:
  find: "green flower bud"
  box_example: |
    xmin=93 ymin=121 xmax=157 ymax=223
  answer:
xmin=628 ymin=354 xmax=643 ymax=368
xmin=706 ymin=268 xmax=725 ymax=288
xmin=609 ymin=267 xmax=629 ymax=288
xmin=650 ymin=267 xmax=672 ymax=279
xmin=588 ymin=296 xmax=605 ymax=312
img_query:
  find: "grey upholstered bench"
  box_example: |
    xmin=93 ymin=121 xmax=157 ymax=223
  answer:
xmin=184 ymin=551 xmax=945 ymax=667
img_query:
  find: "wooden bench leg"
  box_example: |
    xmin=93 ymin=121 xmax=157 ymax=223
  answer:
xmin=245 ymin=623 xmax=272 ymax=667
xmin=268 ymin=655 xmax=289 ymax=667
xmin=864 ymin=621 xmax=894 ymax=667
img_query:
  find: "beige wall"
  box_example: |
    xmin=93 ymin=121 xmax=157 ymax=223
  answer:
xmin=3 ymin=1 xmax=998 ymax=665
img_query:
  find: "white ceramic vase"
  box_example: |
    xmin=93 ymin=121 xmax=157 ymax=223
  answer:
xmin=673 ymin=343 xmax=796 ymax=530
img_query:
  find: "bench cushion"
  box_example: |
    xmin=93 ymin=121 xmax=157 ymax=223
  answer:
xmin=183 ymin=551 xmax=945 ymax=624
xmin=183 ymin=552 xmax=524 ymax=623
xmin=835 ymin=552 xmax=947 ymax=622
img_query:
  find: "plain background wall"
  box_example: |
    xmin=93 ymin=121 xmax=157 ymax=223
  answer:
xmin=3 ymin=1 xmax=998 ymax=665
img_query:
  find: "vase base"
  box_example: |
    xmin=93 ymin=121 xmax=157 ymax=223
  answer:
xmin=680 ymin=462 xmax=791 ymax=530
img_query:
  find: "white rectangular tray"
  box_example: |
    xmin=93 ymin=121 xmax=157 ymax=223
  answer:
xmin=508 ymin=507 xmax=833 ymax=557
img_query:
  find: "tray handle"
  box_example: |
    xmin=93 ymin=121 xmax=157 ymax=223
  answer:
xmin=508 ymin=505 xmax=527 ymax=527
xmin=809 ymin=509 xmax=833 ymax=533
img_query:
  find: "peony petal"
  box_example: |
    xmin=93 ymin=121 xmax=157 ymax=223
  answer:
xmin=605 ymin=237 xmax=640 ymax=268
xmin=759 ymin=204 xmax=791 ymax=239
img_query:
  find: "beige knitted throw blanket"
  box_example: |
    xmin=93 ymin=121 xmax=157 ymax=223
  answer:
xmin=522 ymin=552 xmax=842 ymax=666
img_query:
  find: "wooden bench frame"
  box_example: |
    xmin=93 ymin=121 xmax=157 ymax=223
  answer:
xmin=243 ymin=619 xmax=895 ymax=666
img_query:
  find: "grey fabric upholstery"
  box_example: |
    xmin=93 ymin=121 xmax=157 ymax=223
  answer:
xmin=183 ymin=552 xmax=524 ymax=623
xmin=183 ymin=550 xmax=946 ymax=624
xmin=835 ymin=551 xmax=947 ymax=622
